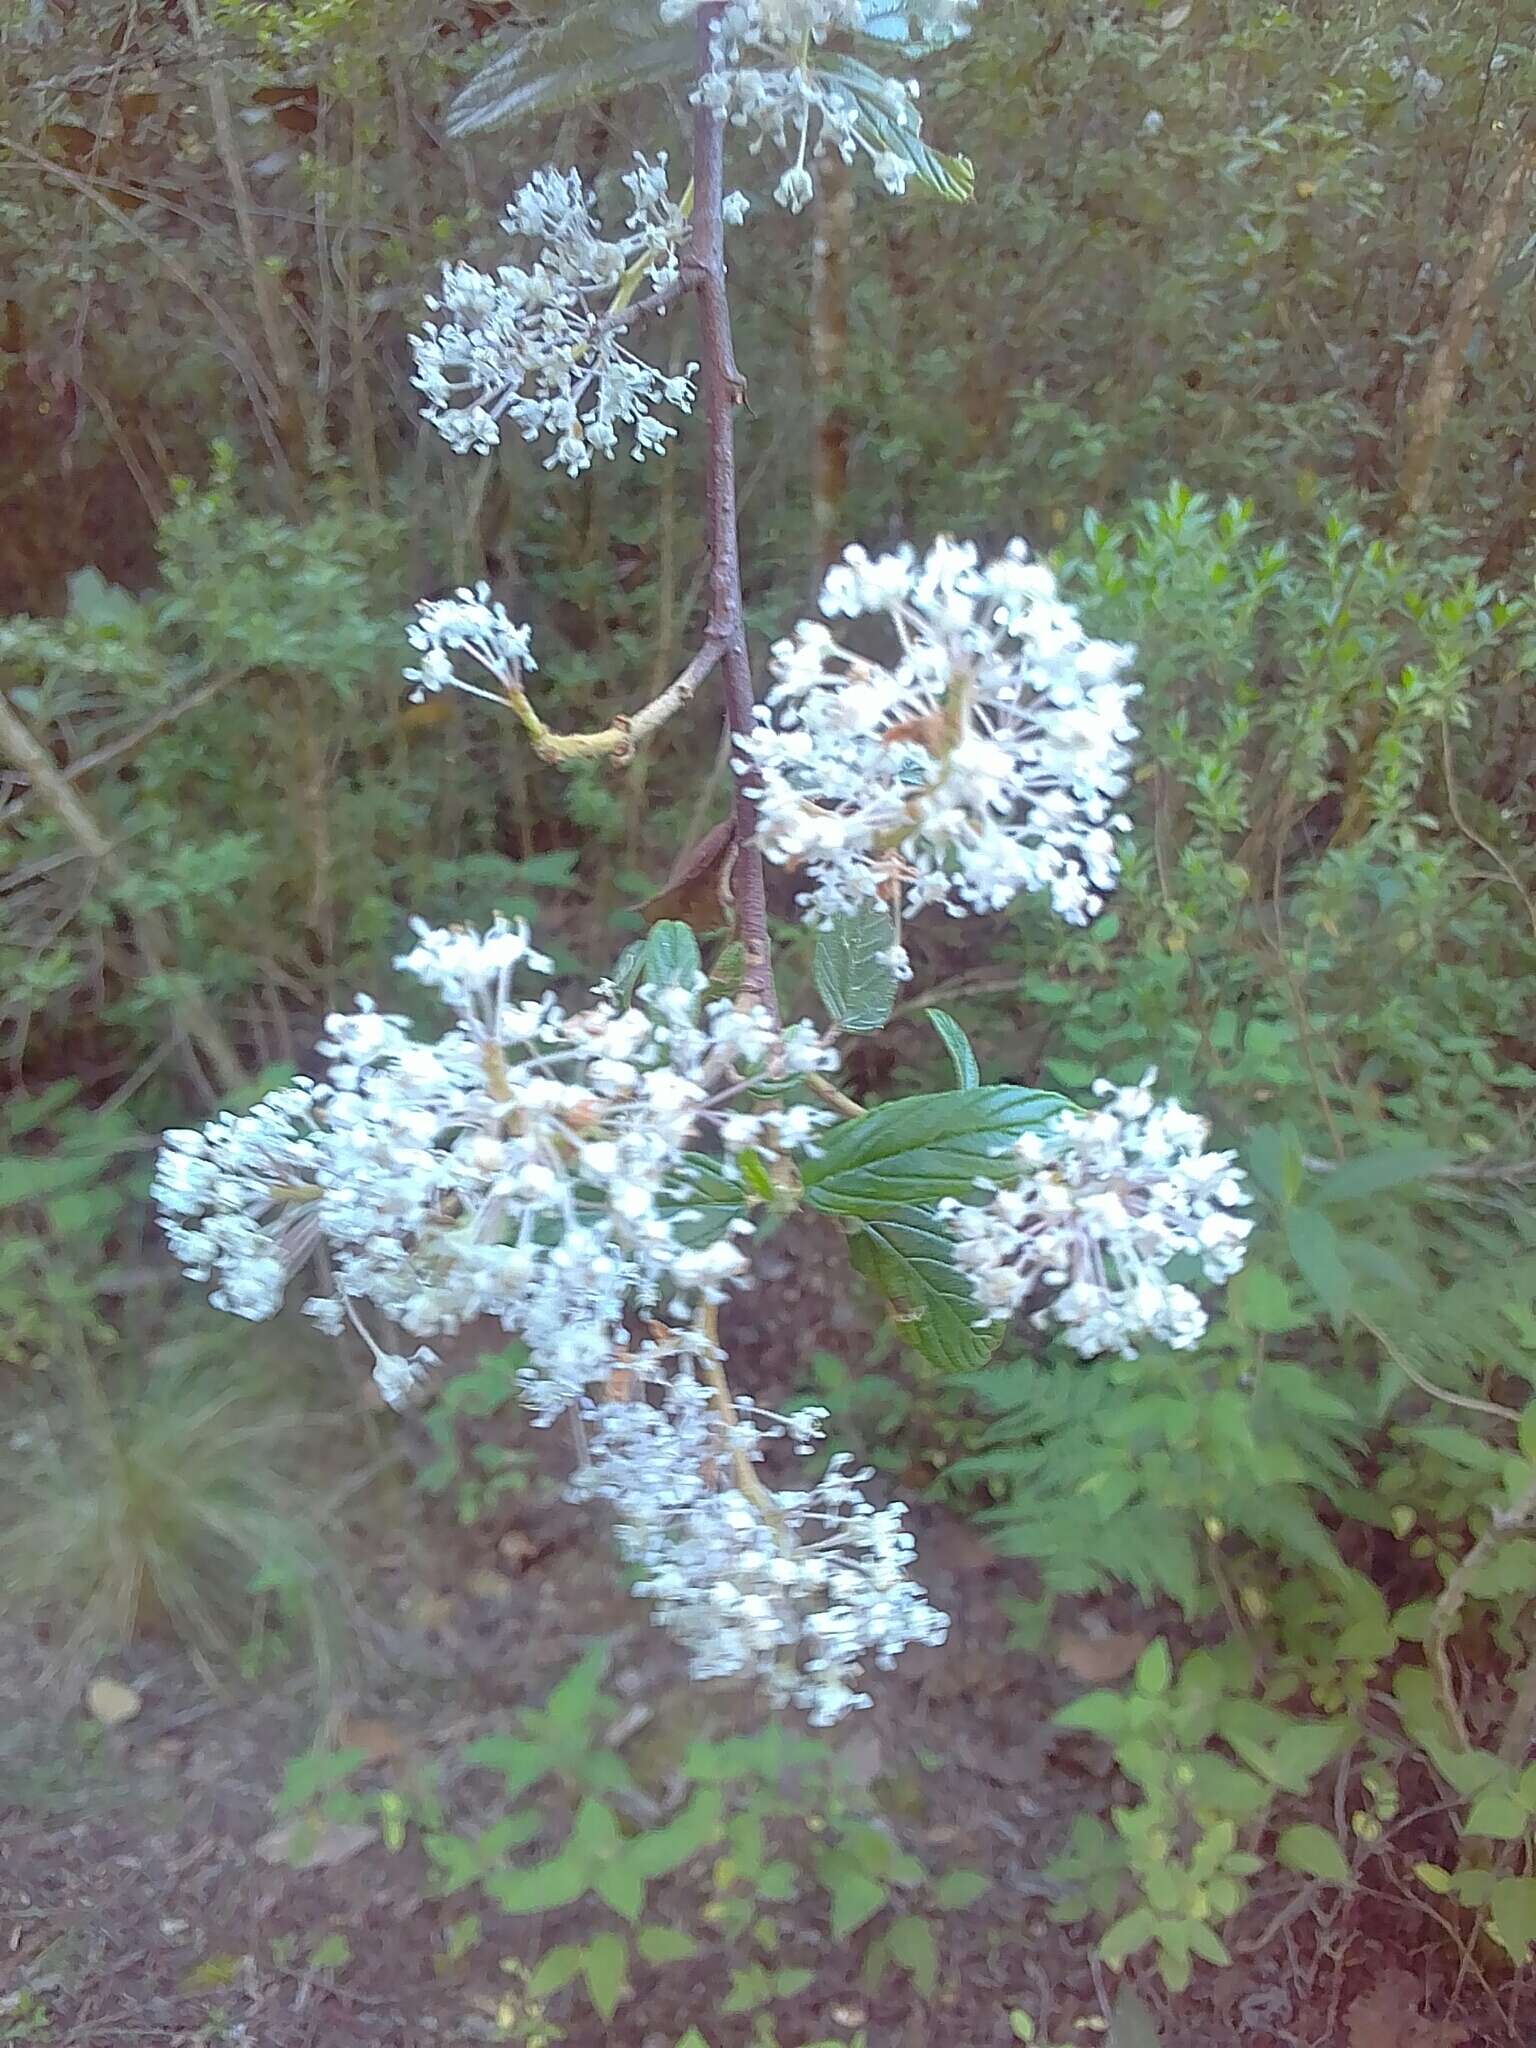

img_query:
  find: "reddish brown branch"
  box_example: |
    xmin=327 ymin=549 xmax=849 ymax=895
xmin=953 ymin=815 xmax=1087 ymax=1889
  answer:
xmin=690 ymin=4 xmax=776 ymax=1015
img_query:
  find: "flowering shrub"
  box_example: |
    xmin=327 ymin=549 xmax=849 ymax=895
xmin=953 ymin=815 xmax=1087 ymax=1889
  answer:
xmin=157 ymin=0 xmax=1251 ymax=1728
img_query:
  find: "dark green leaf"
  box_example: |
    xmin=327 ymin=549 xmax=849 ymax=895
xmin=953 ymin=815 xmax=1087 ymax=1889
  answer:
xmin=1490 ymin=1876 xmax=1536 ymax=1961
xmin=527 ymin=1944 xmax=585 ymax=1997
xmin=666 ymin=1154 xmax=748 ymax=1251
xmin=927 ymin=1009 xmax=981 ymax=1088
xmin=1284 ymin=1207 xmax=1353 ymax=1319
xmin=484 ymin=1847 xmax=588 ymax=1915
xmin=803 ymin=1086 xmax=1069 ymax=1217
xmin=814 ymin=906 xmax=899 ymax=1032
xmin=847 ymin=1207 xmax=1001 ymax=1373
xmin=630 ymin=1789 xmax=722 ymax=1879
xmin=812 ymin=52 xmax=974 ymax=201
xmin=1312 ymin=1146 xmax=1455 ymax=1205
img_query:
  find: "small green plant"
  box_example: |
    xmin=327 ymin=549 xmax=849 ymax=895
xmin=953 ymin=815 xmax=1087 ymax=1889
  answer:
xmin=272 ymin=1646 xmax=989 ymax=2027
xmin=1047 ymin=1638 xmax=1349 ymax=1991
xmin=416 ymin=1344 xmax=537 ymax=1526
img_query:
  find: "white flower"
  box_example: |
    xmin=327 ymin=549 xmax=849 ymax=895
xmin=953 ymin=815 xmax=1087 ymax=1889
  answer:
xmin=944 ymin=1072 xmax=1252 ymax=1358
xmin=736 ymin=536 xmax=1139 ymax=969
xmin=570 ymin=1362 xmax=947 ymax=1723
xmin=403 ymin=584 xmax=536 ymax=706
xmin=411 ymin=156 xmax=696 ymax=472
xmin=155 ymin=917 xmax=837 ymax=1417
xmin=373 ymin=1346 xmax=439 ymax=1410
xmin=668 ymin=0 xmax=974 ymax=213
xmin=151 ymin=922 xmax=952 ymax=1721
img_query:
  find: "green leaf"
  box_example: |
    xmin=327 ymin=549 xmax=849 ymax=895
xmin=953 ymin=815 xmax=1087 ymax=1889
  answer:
xmin=666 ymin=1154 xmax=748 ymax=1251
xmin=595 ymin=1859 xmax=646 ymax=1922
xmin=638 ymin=920 xmax=702 ymax=1001
xmin=846 ymin=1207 xmax=1001 ymax=1372
xmin=1312 ymin=1146 xmax=1454 ymax=1204
xmin=1274 ymin=1824 xmax=1351 ymax=1885
xmin=307 ymin=1932 xmax=351 ymax=1971
xmin=803 ymin=1086 xmax=1069 ymax=1217
xmin=932 ymin=1868 xmax=990 ymax=1910
xmin=1246 ymin=1125 xmax=1304 ymax=1207
xmin=814 ymin=907 xmax=899 ymax=1032
xmin=274 ymin=1746 xmax=371 ymax=1813
xmin=1284 ymin=1207 xmax=1353 ymax=1319
xmin=444 ymin=0 xmax=694 ymax=134
xmin=1098 ymin=1906 xmax=1159 ymax=1968
xmin=927 ymin=1009 xmax=981 ymax=1088
xmin=610 ymin=940 xmax=645 ymax=1007
xmin=772 ymin=1966 xmax=815 ymax=1998
xmin=1490 ymin=1876 xmax=1536 ymax=1962
xmin=1134 ymin=1639 xmax=1172 ymax=1696
xmin=818 ymin=1858 xmax=888 ymax=1939
xmin=886 ymin=1913 xmax=938 ymax=1995
xmin=722 ymin=1963 xmax=773 ymax=2015
xmin=1228 ymin=1263 xmax=1298 ymax=1334
xmin=629 ymin=1789 xmax=723 ymax=1878
xmin=812 ymin=52 xmax=975 ymax=201
xmin=635 ymin=1926 xmax=700 ymax=1965
xmin=544 ymin=1642 xmax=610 ymax=1725
xmin=1463 ymin=1790 xmax=1530 ymax=1841
xmin=706 ymin=940 xmax=747 ymax=1000
xmin=527 ymin=1944 xmax=585 ymax=1997
xmin=484 ymin=1847 xmax=588 ymax=1915
xmin=580 ymin=1932 xmax=630 ymax=2021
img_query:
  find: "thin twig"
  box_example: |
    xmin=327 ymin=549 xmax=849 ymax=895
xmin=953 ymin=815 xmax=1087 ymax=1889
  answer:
xmin=1439 ymin=718 xmax=1536 ymax=946
xmin=691 ymin=2 xmax=775 ymax=1015
xmin=808 ymin=1070 xmax=865 ymax=1119
xmin=0 ymin=678 xmax=231 ymax=828
xmin=1359 ymin=1312 xmax=1522 ymax=1425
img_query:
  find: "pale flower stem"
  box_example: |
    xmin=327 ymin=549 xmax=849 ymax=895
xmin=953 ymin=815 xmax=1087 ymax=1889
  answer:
xmin=808 ymin=1071 xmax=866 ymax=1119
xmin=501 ymin=640 xmax=725 ymax=765
xmin=699 ymin=1304 xmax=783 ymax=1521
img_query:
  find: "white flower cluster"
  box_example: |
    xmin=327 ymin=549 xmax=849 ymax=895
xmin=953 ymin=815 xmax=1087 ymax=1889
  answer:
xmin=736 ymin=536 xmax=1139 ymax=974
xmin=410 ymin=156 xmax=696 ymax=472
xmin=665 ymin=0 xmax=974 ymax=212
xmin=570 ymin=1357 xmax=947 ymax=1723
xmin=155 ymin=917 xmax=948 ymax=1721
xmin=944 ymin=1072 xmax=1253 ymax=1358
xmin=403 ymin=582 xmax=535 ymax=705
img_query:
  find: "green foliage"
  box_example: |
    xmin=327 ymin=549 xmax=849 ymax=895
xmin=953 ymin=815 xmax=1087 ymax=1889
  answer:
xmin=416 ymin=1345 xmax=535 ymax=1527
xmin=1049 ymin=1640 xmax=1345 ymax=1991
xmin=273 ymin=1654 xmax=987 ymax=2028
